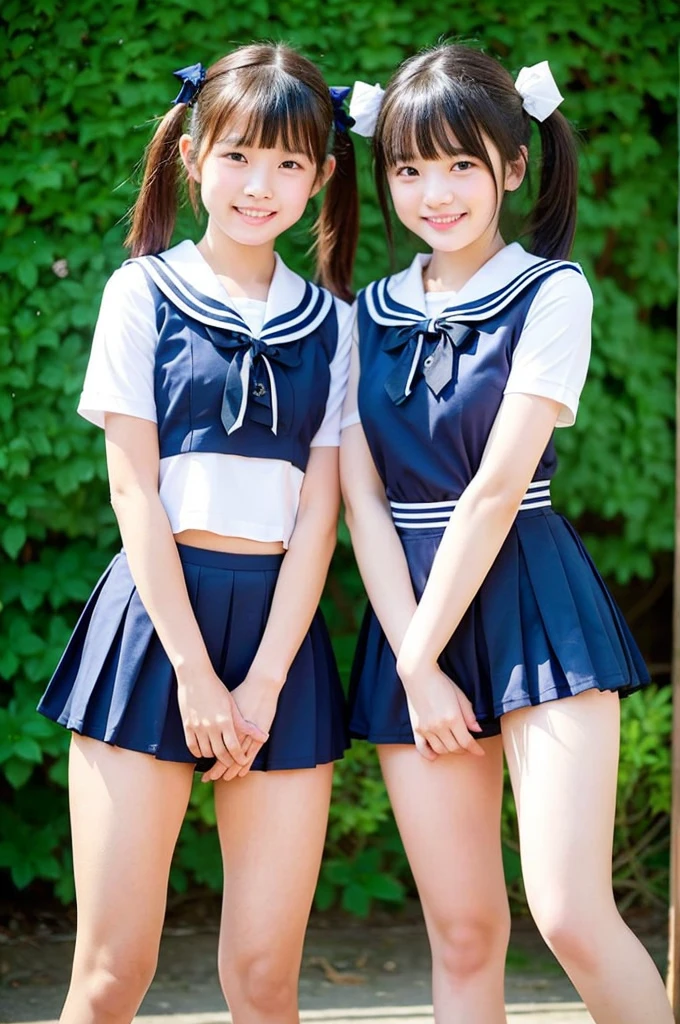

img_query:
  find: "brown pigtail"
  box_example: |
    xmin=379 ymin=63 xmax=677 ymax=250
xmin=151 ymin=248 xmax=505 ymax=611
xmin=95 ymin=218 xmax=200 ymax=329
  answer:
xmin=125 ymin=103 xmax=188 ymax=257
xmin=314 ymin=128 xmax=359 ymax=303
xmin=529 ymin=109 xmax=579 ymax=260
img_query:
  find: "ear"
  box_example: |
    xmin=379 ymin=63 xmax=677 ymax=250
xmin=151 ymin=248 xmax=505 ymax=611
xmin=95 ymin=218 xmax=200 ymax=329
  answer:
xmin=310 ymin=154 xmax=336 ymax=198
xmin=179 ymin=134 xmax=201 ymax=183
xmin=505 ymin=145 xmax=528 ymax=193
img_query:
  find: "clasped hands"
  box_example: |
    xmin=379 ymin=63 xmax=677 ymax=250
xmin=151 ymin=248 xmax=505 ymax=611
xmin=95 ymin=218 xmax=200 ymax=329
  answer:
xmin=177 ymin=665 xmax=281 ymax=784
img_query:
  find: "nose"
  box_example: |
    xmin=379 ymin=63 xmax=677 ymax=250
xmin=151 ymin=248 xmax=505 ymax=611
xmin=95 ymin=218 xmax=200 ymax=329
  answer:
xmin=423 ymin=173 xmax=454 ymax=208
xmin=243 ymin=172 xmax=273 ymax=201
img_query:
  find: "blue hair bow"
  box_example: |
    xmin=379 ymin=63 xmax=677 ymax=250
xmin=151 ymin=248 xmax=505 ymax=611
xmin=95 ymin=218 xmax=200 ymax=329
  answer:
xmin=329 ymin=86 xmax=356 ymax=134
xmin=172 ymin=63 xmax=207 ymax=107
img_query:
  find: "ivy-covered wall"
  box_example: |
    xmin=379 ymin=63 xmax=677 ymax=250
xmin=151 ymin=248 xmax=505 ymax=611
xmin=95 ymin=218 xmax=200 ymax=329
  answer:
xmin=0 ymin=0 xmax=676 ymax=915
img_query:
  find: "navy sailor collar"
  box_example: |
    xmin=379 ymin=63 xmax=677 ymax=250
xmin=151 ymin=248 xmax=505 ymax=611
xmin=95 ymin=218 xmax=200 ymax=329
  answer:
xmin=364 ymin=243 xmax=582 ymax=328
xmin=131 ymin=240 xmax=333 ymax=344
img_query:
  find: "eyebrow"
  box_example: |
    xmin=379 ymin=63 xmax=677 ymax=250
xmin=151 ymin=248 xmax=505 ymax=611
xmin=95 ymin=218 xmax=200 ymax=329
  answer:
xmin=216 ymin=134 xmax=246 ymax=145
xmin=394 ymin=147 xmax=471 ymax=162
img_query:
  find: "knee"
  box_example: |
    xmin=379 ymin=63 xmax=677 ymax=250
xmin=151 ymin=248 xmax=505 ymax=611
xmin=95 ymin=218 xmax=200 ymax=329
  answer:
xmin=530 ymin=901 xmax=607 ymax=973
xmin=433 ymin=910 xmax=510 ymax=983
xmin=76 ymin=952 xmax=157 ymax=1018
xmin=221 ymin=948 xmax=296 ymax=1015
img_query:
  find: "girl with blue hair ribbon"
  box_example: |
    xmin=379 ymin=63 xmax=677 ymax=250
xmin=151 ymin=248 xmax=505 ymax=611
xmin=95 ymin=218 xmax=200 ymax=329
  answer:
xmin=38 ymin=43 xmax=358 ymax=1023
xmin=342 ymin=44 xmax=671 ymax=1024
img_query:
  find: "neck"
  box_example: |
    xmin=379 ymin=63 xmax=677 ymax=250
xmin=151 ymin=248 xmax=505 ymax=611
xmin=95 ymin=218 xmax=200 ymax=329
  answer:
xmin=197 ymin=222 xmax=277 ymax=299
xmin=424 ymin=227 xmax=506 ymax=293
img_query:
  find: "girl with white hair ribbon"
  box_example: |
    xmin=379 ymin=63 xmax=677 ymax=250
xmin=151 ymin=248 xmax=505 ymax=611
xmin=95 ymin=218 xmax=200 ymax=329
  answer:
xmin=342 ymin=44 xmax=671 ymax=1024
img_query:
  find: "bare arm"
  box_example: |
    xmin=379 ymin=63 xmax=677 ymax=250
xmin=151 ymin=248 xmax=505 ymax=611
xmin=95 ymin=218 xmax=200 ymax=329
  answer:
xmin=395 ymin=393 xmax=562 ymax=754
xmin=204 ymin=444 xmax=342 ymax=780
xmin=104 ymin=413 xmax=265 ymax=764
xmin=340 ymin=423 xmax=417 ymax=656
xmin=340 ymin=420 xmax=483 ymax=758
xmin=398 ymin=393 xmax=561 ymax=675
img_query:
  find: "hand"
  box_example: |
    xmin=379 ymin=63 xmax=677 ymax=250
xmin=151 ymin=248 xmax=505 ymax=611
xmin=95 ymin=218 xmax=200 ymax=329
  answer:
xmin=177 ymin=668 xmax=268 ymax=768
xmin=400 ymin=663 xmax=484 ymax=759
xmin=201 ymin=668 xmax=281 ymax=783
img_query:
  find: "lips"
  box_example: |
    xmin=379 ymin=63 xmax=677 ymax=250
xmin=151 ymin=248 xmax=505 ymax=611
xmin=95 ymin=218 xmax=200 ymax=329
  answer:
xmin=235 ymin=207 xmax=276 ymax=221
xmin=424 ymin=213 xmax=465 ymax=224
xmin=422 ymin=212 xmax=467 ymax=232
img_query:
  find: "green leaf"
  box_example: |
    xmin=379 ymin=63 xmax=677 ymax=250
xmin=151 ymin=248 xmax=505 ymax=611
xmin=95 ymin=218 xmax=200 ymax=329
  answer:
xmin=341 ymin=883 xmax=372 ymax=918
xmin=4 ymin=757 xmax=34 ymax=789
xmin=14 ymin=737 xmax=43 ymax=763
xmin=2 ymin=524 xmax=26 ymax=558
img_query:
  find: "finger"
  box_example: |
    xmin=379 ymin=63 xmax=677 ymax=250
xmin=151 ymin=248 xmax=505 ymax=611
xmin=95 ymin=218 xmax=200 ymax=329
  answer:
xmin=245 ymin=719 xmax=269 ymax=744
xmin=431 ymin=722 xmax=464 ymax=755
xmin=414 ymin=734 xmax=437 ymax=761
xmin=220 ymin=720 xmax=247 ymax=766
xmin=424 ymin=732 xmax=449 ymax=756
xmin=237 ymin=743 xmax=264 ymax=776
xmin=232 ymin=705 xmax=269 ymax=744
xmin=202 ymin=760 xmax=230 ymax=783
xmin=457 ymin=691 xmax=483 ymax=732
xmin=452 ymin=720 xmax=485 ymax=756
xmin=225 ymin=756 xmax=250 ymax=781
xmin=195 ymin=730 xmax=215 ymax=760
xmin=209 ymin=730 xmax=231 ymax=766
xmin=184 ymin=728 xmax=203 ymax=760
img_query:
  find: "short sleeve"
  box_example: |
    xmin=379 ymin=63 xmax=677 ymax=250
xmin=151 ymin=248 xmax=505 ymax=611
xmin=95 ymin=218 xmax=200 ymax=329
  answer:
xmin=340 ymin=306 xmax=361 ymax=431
xmin=503 ymin=269 xmax=593 ymax=427
xmin=77 ymin=262 xmax=158 ymax=429
xmin=310 ymin=298 xmax=354 ymax=447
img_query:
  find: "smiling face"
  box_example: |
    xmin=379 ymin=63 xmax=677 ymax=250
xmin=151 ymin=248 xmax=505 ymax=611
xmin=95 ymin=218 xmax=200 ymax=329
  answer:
xmin=386 ymin=136 xmax=524 ymax=256
xmin=181 ymin=127 xmax=334 ymax=249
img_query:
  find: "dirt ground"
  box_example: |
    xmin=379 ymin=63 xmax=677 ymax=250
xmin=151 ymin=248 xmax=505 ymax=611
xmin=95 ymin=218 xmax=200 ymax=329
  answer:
xmin=0 ymin=901 xmax=667 ymax=1024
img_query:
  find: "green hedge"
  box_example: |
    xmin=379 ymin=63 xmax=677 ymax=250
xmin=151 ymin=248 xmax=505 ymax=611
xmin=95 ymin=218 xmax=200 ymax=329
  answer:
xmin=0 ymin=0 xmax=676 ymax=916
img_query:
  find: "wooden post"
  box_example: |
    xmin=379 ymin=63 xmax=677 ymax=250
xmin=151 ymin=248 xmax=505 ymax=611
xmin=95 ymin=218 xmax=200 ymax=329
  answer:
xmin=668 ymin=106 xmax=680 ymax=1017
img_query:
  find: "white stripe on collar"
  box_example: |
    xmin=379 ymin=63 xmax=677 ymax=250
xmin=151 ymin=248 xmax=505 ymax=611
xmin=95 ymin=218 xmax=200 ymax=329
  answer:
xmin=130 ymin=240 xmax=333 ymax=343
xmin=365 ymin=244 xmax=582 ymax=327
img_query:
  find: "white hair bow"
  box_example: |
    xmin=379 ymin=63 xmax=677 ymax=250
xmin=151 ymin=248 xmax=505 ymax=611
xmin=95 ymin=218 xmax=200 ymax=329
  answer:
xmin=348 ymin=81 xmax=385 ymax=137
xmin=515 ymin=61 xmax=564 ymax=122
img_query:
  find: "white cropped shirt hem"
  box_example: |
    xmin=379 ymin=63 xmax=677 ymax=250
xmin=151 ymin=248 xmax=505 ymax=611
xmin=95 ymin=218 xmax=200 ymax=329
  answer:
xmin=78 ymin=242 xmax=352 ymax=548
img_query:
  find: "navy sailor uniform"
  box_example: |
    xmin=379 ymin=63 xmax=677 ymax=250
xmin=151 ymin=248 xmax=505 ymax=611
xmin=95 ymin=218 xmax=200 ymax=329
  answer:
xmin=348 ymin=245 xmax=649 ymax=742
xmin=39 ymin=242 xmax=350 ymax=771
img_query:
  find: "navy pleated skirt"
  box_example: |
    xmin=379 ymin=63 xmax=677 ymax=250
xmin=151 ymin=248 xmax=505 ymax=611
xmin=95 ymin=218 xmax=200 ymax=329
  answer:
xmin=349 ymin=508 xmax=649 ymax=742
xmin=39 ymin=544 xmax=349 ymax=771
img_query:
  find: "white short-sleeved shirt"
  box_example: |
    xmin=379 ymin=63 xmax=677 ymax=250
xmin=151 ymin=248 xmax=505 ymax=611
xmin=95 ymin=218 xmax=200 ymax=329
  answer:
xmin=341 ymin=243 xmax=592 ymax=431
xmin=79 ymin=241 xmax=352 ymax=547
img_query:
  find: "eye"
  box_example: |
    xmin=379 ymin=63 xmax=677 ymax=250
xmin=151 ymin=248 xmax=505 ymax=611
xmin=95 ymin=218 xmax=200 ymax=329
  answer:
xmin=280 ymin=159 xmax=303 ymax=170
xmin=223 ymin=151 xmax=247 ymax=162
xmin=452 ymin=159 xmax=474 ymax=171
xmin=395 ymin=166 xmax=419 ymax=177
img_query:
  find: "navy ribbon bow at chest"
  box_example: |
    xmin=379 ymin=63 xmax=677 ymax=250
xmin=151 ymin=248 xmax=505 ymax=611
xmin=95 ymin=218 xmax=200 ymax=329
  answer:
xmin=384 ymin=319 xmax=475 ymax=405
xmin=205 ymin=329 xmax=303 ymax=436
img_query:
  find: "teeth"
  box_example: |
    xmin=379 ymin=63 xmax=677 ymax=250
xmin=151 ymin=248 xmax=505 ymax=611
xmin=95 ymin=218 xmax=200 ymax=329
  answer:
xmin=428 ymin=214 xmax=463 ymax=224
xmin=238 ymin=208 xmax=273 ymax=219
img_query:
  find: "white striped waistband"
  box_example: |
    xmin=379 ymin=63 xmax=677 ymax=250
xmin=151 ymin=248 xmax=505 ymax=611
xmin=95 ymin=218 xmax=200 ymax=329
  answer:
xmin=390 ymin=480 xmax=552 ymax=530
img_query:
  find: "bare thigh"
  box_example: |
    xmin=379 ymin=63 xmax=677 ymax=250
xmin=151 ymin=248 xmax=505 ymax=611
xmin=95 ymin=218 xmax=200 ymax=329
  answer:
xmin=215 ymin=764 xmax=333 ymax=985
xmin=68 ymin=735 xmax=194 ymax=976
xmin=501 ymin=688 xmax=619 ymax=920
xmin=379 ymin=739 xmax=507 ymax=929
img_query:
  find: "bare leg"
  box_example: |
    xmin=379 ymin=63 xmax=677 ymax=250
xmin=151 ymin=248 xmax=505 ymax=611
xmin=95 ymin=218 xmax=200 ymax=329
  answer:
xmin=503 ymin=689 xmax=672 ymax=1024
xmin=379 ymin=739 xmax=509 ymax=1024
xmin=60 ymin=735 xmax=194 ymax=1024
xmin=215 ymin=764 xmax=333 ymax=1024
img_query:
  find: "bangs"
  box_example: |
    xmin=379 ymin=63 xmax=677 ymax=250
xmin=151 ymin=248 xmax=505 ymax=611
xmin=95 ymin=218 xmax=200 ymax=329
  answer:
xmin=380 ymin=76 xmax=494 ymax=169
xmin=203 ymin=68 xmax=326 ymax=162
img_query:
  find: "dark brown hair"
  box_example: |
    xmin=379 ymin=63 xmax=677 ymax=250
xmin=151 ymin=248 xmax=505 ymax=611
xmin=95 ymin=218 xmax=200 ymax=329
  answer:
xmin=125 ymin=44 xmax=358 ymax=301
xmin=374 ymin=44 xmax=578 ymax=260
